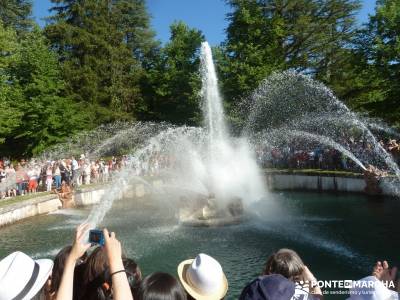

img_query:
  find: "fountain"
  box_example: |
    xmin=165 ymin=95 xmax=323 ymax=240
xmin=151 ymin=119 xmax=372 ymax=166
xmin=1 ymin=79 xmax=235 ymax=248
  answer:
xmin=84 ymin=42 xmax=266 ymax=228
xmin=3 ymin=41 xmax=400 ymax=299
xmin=177 ymin=42 xmax=266 ymax=226
xmin=2 ymin=46 xmax=399 ymax=223
xmin=245 ymin=71 xmax=400 ymax=196
xmin=59 ymin=46 xmax=400 ymax=229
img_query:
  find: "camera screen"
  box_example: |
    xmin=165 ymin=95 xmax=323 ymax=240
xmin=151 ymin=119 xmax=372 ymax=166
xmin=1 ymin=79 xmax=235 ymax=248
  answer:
xmin=90 ymin=231 xmax=101 ymax=243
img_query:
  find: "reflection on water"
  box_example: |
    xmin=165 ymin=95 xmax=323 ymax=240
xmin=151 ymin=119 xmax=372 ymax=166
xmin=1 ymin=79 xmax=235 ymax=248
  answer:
xmin=0 ymin=191 xmax=399 ymax=299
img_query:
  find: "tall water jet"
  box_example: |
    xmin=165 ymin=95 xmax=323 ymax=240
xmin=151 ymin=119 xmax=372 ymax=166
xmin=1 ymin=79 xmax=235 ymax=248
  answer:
xmin=196 ymin=42 xmax=266 ymax=205
xmin=200 ymin=42 xmax=227 ymax=144
xmin=84 ymin=41 xmax=267 ymax=228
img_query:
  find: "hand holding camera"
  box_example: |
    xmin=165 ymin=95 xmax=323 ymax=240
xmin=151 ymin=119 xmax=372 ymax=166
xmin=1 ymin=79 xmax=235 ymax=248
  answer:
xmin=88 ymin=228 xmax=123 ymax=271
xmin=69 ymin=223 xmax=91 ymax=262
xmin=103 ymin=228 xmax=123 ymax=272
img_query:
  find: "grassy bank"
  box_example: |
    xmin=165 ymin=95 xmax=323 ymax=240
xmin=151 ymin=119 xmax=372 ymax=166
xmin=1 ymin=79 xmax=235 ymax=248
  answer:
xmin=0 ymin=192 xmax=52 ymax=208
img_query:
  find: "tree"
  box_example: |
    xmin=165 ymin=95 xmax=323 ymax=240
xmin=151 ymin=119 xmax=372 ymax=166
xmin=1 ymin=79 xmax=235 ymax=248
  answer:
xmin=141 ymin=21 xmax=204 ymax=125
xmin=111 ymin=0 xmax=158 ymax=60
xmin=221 ymin=0 xmax=361 ymax=106
xmin=0 ymin=21 xmax=23 ymax=143
xmin=220 ymin=0 xmax=283 ymax=105
xmin=45 ymin=0 xmax=157 ymax=124
xmin=0 ymin=0 xmax=33 ymax=35
xmin=4 ymin=26 xmax=87 ymax=156
xmin=326 ymin=0 xmax=400 ymax=128
xmin=356 ymin=0 xmax=400 ymax=127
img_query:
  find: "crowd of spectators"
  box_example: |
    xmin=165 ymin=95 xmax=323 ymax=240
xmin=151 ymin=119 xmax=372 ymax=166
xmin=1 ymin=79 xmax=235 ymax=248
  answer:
xmin=256 ymin=138 xmax=400 ymax=172
xmin=1 ymin=138 xmax=399 ymax=201
xmin=0 ymin=155 xmax=128 ymax=200
xmin=0 ymin=224 xmax=398 ymax=300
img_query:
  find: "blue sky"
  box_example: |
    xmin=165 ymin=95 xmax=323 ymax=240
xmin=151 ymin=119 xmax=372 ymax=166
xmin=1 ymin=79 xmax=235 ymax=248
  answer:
xmin=33 ymin=0 xmax=376 ymax=46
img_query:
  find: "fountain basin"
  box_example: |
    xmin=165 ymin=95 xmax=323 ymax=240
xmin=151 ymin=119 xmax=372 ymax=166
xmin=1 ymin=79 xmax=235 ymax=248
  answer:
xmin=1 ymin=191 xmax=400 ymax=299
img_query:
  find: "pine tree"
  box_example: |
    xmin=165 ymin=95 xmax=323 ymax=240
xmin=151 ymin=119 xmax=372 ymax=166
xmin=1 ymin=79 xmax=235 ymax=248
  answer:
xmin=45 ymin=0 xmax=156 ymax=124
xmin=0 ymin=0 xmax=33 ymax=35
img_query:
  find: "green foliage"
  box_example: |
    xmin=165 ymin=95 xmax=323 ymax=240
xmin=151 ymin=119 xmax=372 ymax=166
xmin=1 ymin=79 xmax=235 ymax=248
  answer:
xmin=221 ymin=0 xmax=361 ymax=107
xmin=360 ymin=0 xmax=400 ymax=127
xmin=0 ymin=22 xmax=87 ymax=156
xmin=0 ymin=0 xmax=33 ymax=35
xmin=1 ymin=0 xmax=400 ymax=157
xmin=221 ymin=0 xmax=283 ymax=103
xmin=0 ymin=21 xmax=23 ymax=143
xmin=10 ymin=26 xmax=88 ymax=155
xmin=45 ymin=0 xmax=156 ymax=124
xmin=141 ymin=21 xmax=204 ymax=125
xmin=324 ymin=0 xmax=400 ymax=128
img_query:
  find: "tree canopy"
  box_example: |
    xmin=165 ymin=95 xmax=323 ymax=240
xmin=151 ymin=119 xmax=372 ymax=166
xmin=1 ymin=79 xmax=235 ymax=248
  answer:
xmin=140 ymin=21 xmax=204 ymax=125
xmin=220 ymin=0 xmax=361 ymax=104
xmin=0 ymin=0 xmax=399 ymax=156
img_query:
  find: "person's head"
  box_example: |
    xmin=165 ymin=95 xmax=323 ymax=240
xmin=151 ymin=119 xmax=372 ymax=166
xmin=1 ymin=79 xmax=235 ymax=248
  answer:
xmin=263 ymin=249 xmax=304 ymax=281
xmin=82 ymin=268 xmax=113 ymax=300
xmin=123 ymin=258 xmax=142 ymax=290
xmin=83 ymin=246 xmax=109 ymax=285
xmin=77 ymin=247 xmax=111 ymax=300
xmin=177 ymin=253 xmax=228 ymax=300
xmin=136 ymin=272 xmax=187 ymax=300
xmin=50 ymin=246 xmax=72 ymax=295
xmin=0 ymin=251 xmax=53 ymax=300
xmin=239 ymin=274 xmax=296 ymax=300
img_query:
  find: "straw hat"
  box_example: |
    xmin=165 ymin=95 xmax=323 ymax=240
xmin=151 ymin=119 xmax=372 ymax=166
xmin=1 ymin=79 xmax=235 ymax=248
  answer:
xmin=0 ymin=251 xmax=53 ymax=300
xmin=177 ymin=253 xmax=228 ymax=300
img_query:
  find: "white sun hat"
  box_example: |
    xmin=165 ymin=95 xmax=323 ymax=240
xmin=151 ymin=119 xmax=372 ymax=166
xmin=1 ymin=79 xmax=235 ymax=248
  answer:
xmin=177 ymin=253 xmax=228 ymax=300
xmin=0 ymin=251 xmax=53 ymax=300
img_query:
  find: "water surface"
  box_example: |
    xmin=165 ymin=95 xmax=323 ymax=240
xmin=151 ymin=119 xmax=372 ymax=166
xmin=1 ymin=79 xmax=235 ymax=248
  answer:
xmin=0 ymin=191 xmax=399 ymax=299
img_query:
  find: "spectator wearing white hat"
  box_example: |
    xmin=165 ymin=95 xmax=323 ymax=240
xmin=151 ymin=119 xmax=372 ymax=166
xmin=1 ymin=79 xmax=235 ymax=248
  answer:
xmin=177 ymin=253 xmax=228 ymax=300
xmin=0 ymin=251 xmax=53 ymax=300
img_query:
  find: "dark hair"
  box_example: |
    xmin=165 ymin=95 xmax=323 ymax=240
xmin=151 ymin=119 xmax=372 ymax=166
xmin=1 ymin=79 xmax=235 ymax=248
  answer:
xmin=75 ymin=246 xmax=110 ymax=300
xmin=83 ymin=269 xmax=113 ymax=300
xmin=123 ymin=258 xmax=142 ymax=290
xmin=136 ymin=272 xmax=187 ymax=300
xmin=263 ymin=248 xmax=305 ymax=281
xmin=50 ymin=245 xmax=72 ymax=294
xmin=83 ymin=246 xmax=109 ymax=285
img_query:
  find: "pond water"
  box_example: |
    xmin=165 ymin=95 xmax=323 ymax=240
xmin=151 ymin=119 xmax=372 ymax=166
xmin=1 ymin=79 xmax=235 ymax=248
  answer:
xmin=0 ymin=191 xmax=399 ymax=299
